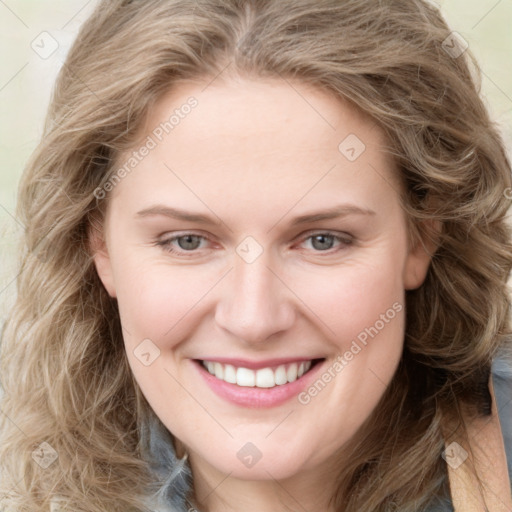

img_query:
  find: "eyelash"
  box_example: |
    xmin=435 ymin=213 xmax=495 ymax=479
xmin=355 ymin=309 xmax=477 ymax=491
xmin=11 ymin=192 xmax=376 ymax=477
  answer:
xmin=154 ymin=231 xmax=354 ymax=257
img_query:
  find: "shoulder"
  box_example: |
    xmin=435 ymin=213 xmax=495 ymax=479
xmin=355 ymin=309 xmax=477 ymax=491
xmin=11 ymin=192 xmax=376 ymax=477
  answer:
xmin=423 ymin=349 xmax=512 ymax=512
xmin=491 ymin=348 xmax=512 ymax=488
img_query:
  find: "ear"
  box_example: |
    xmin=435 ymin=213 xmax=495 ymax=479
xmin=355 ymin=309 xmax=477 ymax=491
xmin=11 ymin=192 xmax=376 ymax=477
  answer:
xmin=88 ymin=220 xmax=117 ymax=298
xmin=403 ymin=218 xmax=441 ymax=290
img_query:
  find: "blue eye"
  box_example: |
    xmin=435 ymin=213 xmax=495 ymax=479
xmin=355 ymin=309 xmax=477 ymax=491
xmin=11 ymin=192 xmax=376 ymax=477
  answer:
xmin=302 ymin=233 xmax=351 ymax=252
xmin=155 ymin=231 xmax=353 ymax=256
xmin=156 ymin=234 xmax=208 ymax=255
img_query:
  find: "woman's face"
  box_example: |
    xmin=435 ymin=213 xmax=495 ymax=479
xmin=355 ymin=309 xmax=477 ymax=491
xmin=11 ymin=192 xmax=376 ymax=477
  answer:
xmin=92 ymin=77 xmax=433 ymax=482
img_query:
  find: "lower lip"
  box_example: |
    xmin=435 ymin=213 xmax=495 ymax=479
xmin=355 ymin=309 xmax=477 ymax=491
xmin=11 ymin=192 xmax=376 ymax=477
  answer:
xmin=193 ymin=359 xmax=325 ymax=408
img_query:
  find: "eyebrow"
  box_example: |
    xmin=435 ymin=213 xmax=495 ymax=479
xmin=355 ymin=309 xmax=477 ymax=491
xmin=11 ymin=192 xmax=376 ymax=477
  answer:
xmin=135 ymin=204 xmax=376 ymax=226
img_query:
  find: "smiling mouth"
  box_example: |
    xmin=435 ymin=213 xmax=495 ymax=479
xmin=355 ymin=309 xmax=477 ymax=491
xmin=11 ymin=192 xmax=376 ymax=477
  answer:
xmin=198 ymin=358 xmax=324 ymax=389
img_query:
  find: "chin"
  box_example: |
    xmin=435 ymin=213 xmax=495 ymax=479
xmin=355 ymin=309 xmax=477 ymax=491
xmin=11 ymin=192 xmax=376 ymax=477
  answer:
xmin=197 ymin=443 xmax=315 ymax=481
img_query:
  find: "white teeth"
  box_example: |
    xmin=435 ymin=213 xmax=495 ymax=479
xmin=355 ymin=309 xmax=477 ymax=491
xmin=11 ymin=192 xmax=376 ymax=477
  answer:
xmin=286 ymin=363 xmax=298 ymax=383
xmin=255 ymin=368 xmax=275 ymax=388
xmin=214 ymin=362 xmax=224 ymax=380
xmin=202 ymin=360 xmax=316 ymax=388
xmin=274 ymin=365 xmax=288 ymax=385
xmin=236 ymin=367 xmax=255 ymax=387
xmin=224 ymin=364 xmax=237 ymax=384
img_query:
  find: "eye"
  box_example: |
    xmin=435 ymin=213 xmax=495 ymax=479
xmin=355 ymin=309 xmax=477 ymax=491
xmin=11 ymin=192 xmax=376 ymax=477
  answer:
xmin=299 ymin=231 xmax=353 ymax=253
xmin=155 ymin=233 xmax=210 ymax=255
xmin=154 ymin=230 xmax=353 ymax=257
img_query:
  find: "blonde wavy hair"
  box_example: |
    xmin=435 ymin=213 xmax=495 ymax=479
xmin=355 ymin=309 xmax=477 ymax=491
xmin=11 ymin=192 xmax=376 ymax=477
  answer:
xmin=1 ymin=0 xmax=511 ymax=510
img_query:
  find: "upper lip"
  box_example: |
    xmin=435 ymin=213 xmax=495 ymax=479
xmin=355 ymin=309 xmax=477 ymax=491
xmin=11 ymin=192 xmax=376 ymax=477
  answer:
xmin=195 ymin=357 xmax=324 ymax=370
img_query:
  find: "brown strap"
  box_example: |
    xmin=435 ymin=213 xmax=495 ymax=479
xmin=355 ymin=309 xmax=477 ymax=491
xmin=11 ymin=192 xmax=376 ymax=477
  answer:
xmin=445 ymin=376 xmax=512 ymax=511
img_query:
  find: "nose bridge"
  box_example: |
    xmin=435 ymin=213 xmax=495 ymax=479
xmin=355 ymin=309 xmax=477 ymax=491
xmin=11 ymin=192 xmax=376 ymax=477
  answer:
xmin=214 ymin=249 xmax=294 ymax=344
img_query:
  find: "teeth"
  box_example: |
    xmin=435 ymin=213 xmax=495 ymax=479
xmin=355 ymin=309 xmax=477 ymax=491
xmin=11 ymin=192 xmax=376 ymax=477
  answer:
xmin=275 ymin=365 xmax=288 ymax=385
xmin=286 ymin=363 xmax=298 ymax=382
xmin=214 ymin=362 xmax=224 ymax=380
xmin=236 ymin=367 xmax=255 ymax=387
xmin=202 ymin=359 xmax=315 ymax=388
xmin=224 ymin=364 xmax=237 ymax=384
xmin=255 ymin=368 xmax=275 ymax=388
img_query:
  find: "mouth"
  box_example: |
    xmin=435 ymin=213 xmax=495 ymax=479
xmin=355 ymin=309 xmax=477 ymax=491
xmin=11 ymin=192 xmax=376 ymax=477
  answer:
xmin=195 ymin=358 xmax=325 ymax=389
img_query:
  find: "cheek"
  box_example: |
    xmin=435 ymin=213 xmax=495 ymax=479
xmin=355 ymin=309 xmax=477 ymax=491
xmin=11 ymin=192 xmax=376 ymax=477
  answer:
xmin=112 ymin=255 xmax=215 ymax=346
xmin=290 ymin=261 xmax=406 ymax=456
xmin=290 ymin=254 xmax=405 ymax=349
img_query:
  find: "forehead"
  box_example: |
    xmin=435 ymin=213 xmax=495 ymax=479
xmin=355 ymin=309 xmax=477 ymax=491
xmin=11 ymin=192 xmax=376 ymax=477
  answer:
xmin=147 ymin=76 xmax=386 ymax=155
xmin=107 ymin=77 xmax=401 ymax=221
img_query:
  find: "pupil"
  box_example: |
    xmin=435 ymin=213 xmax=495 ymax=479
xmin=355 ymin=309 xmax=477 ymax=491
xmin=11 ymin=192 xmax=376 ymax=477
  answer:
xmin=178 ymin=235 xmax=201 ymax=250
xmin=312 ymin=234 xmax=334 ymax=251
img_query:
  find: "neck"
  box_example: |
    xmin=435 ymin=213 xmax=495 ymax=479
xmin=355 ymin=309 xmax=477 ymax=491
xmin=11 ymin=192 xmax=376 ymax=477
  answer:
xmin=186 ymin=451 xmax=338 ymax=512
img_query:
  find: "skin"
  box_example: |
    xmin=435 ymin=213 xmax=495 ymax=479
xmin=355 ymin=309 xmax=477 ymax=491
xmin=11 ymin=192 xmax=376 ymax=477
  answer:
xmin=91 ymin=76 xmax=435 ymax=512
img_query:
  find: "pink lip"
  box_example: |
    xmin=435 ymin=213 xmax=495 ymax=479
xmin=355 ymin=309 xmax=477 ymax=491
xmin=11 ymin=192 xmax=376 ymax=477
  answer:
xmin=192 ymin=358 xmax=326 ymax=408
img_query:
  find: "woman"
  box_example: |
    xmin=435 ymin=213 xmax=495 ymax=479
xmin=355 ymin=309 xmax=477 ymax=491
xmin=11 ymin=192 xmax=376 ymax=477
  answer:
xmin=1 ymin=1 xmax=511 ymax=511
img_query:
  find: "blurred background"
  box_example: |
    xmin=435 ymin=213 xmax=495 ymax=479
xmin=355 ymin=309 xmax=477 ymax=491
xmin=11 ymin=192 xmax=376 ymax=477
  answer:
xmin=0 ymin=0 xmax=511 ymax=322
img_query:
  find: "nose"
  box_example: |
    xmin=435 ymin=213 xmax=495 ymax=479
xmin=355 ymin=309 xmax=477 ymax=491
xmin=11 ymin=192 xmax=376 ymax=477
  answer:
xmin=214 ymin=250 xmax=296 ymax=346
